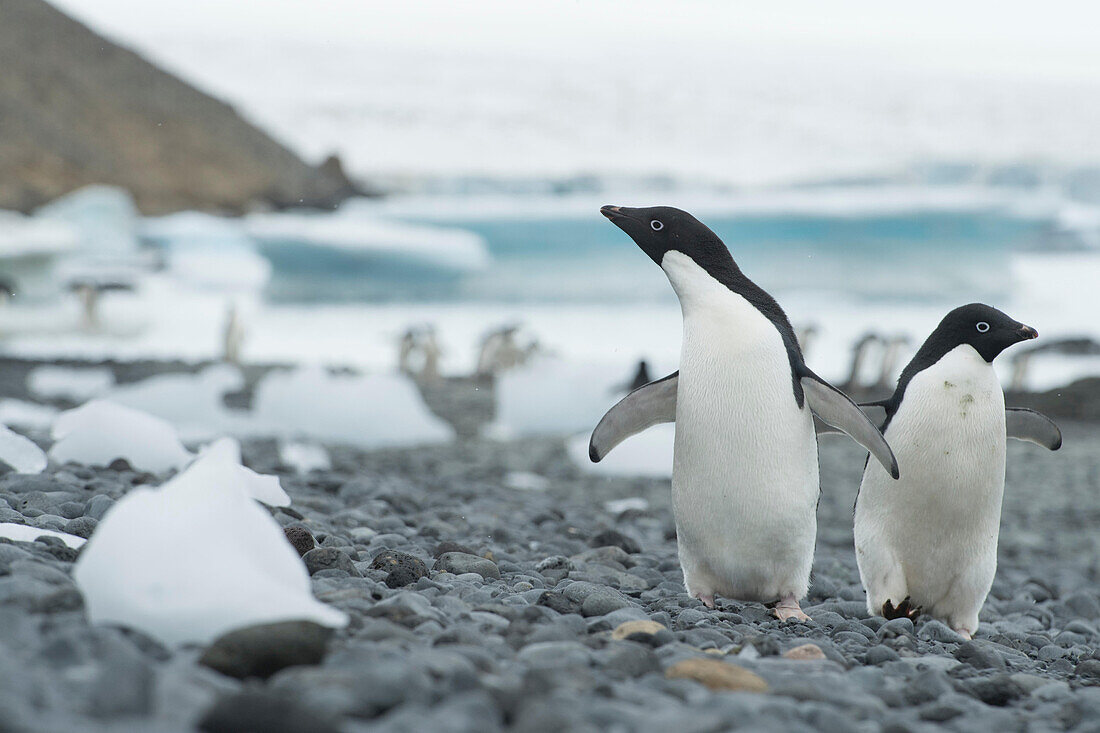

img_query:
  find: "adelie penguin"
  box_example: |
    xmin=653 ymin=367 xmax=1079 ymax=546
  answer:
xmin=591 ymin=205 xmax=899 ymax=621
xmin=854 ymin=304 xmax=1062 ymax=639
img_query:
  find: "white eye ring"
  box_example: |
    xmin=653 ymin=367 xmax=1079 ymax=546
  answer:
xmin=650 ymin=220 xmax=663 ymax=231
xmin=976 ymin=321 xmax=990 ymax=333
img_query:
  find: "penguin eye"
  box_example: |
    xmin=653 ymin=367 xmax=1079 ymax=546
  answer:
xmin=976 ymin=321 xmax=990 ymax=333
xmin=650 ymin=220 xmax=664 ymax=231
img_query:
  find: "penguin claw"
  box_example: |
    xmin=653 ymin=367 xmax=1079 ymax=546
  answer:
xmin=881 ymin=596 xmax=922 ymax=620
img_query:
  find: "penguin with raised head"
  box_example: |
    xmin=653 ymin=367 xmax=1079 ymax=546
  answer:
xmin=854 ymin=304 xmax=1061 ymax=638
xmin=591 ymin=205 xmax=899 ymax=620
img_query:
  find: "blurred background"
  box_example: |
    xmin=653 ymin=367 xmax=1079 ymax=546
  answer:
xmin=2 ymin=0 xmax=1100 ymax=454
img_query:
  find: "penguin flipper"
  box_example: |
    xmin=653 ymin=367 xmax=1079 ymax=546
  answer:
xmin=1005 ymin=408 xmax=1062 ymax=450
xmin=856 ymin=401 xmax=889 ymax=428
xmin=801 ymin=375 xmax=900 ymax=479
xmin=589 ymin=371 xmax=678 ymax=462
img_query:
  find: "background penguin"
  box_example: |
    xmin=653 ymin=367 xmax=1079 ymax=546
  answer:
xmin=592 ymin=205 xmax=898 ymax=620
xmin=854 ymin=303 xmax=1062 ymax=638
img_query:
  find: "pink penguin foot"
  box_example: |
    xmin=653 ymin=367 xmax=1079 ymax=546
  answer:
xmin=775 ymin=595 xmax=811 ymax=622
xmin=693 ymin=592 xmax=716 ymax=609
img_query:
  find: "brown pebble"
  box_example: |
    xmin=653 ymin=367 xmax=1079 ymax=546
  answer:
xmin=283 ymin=526 xmax=315 ymax=557
xmin=664 ymin=658 xmax=768 ymax=692
xmin=611 ymin=620 xmax=666 ymax=640
xmin=783 ymin=643 xmax=826 ymax=661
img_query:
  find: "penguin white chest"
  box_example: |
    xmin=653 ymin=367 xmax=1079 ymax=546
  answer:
xmin=873 ymin=345 xmax=1006 ymax=511
xmin=661 ymin=252 xmax=818 ymax=602
xmin=855 ymin=344 xmax=1006 ymax=630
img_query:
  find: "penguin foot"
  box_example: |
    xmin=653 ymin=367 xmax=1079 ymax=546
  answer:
xmin=693 ymin=592 xmax=716 ymax=609
xmin=953 ymin=627 xmax=973 ymax=640
xmin=774 ymin=596 xmax=810 ymax=622
xmin=881 ymin=596 xmax=922 ymax=621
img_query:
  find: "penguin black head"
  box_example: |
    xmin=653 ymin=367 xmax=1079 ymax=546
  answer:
xmin=927 ymin=303 xmax=1037 ymax=362
xmin=600 ymin=205 xmax=731 ymax=269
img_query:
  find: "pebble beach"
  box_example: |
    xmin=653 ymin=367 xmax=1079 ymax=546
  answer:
xmin=1 ymin=366 xmax=1098 ymax=732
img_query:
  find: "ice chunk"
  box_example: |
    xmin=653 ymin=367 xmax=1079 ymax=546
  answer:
xmin=278 ymin=441 xmax=331 ymax=473
xmin=197 ymin=437 xmax=290 ymax=507
xmin=35 ymin=185 xmax=139 ymax=255
xmin=0 ymin=211 xmax=79 ymax=258
xmin=604 ymin=497 xmax=650 ymax=515
xmin=145 ymin=212 xmax=271 ymax=291
xmin=487 ymin=357 xmax=625 ymax=439
xmin=105 ymin=365 xmax=248 ymax=441
xmin=27 ymin=365 xmax=115 ymax=402
xmin=0 ymin=424 xmax=47 ymax=474
xmin=72 ymin=446 xmax=347 ymax=645
xmin=567 ymin=423 xmax=674 ymax=478
xmin=251 ymin=367 xmax=453 ymax=448
xmin=246 ymin=211 xmax=490 ymax=272
xmin=0 ymin=400 xmax=59 ymax=431
xmin=50 ymin=400 xmax=192 ymax=473
xmin=0 ymin=523 xmax=85 ymax=549
xmin=503 ymin=471 xmax=549 ymax=491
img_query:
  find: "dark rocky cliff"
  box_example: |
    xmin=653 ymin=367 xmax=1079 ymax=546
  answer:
xmin=0 ymin=0 xmax=362 ymax=214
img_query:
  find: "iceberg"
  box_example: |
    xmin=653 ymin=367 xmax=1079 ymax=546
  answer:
xmin=246 ymin=209 xmax=490 ymax=273
xmin=144 ymin=212 xmax=272 ymax=291
xmin=0 ymin=424 xmax=48 ymax=474
xmin=72 ymin=445 xmax=347 ymax=646
xmin=0 ymin=211 xmax=79 ymax=259
xmin=250 ymin=367 xmax=453 ymax=448
xmin=50 ymin=400 xmax=192 ymax=473
xmin=35 ymin=185 xmax=139 ymax=255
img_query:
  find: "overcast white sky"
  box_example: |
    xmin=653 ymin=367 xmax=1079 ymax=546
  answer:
xmin=46 ymin=1 xmax=1100 ymax=183
xmin=52 ymin=0 xmax=1100 ymax=82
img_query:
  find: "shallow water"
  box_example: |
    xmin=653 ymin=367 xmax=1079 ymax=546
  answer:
xmin=264 ymin=209 xmax=1042 ymax=306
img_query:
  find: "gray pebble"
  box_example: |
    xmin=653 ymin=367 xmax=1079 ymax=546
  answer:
xmin=63 ymin=516 xmax=98 ymax=539
xmin=435 ymin=552 xmax=502 ymax=580
xmin=302 ymin=547 xmax=361 ymax=577
xmin=917 ymin=619 xmax=966 ymax=643
xmin=199 ymin=621 xmax=334 ymax=680
xmin=954 ymin=640 xmax=1008 ymax=670
xmin=517 ymin=641 xmax=592 ymax=669
xmin=84 ymin=495 xmax=115 ymax=520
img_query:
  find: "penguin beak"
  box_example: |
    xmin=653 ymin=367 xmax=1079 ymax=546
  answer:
xmin=1017 ymin=325 xmax=1038 ymax=341
xmin=600 ymin=205 xmax=625 ymax=221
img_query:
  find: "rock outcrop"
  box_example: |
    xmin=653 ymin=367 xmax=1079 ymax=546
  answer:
xmin=0 ymin=0 xmax=363 ymax=214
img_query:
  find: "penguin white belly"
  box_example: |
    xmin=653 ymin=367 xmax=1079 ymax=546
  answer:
xmin=854 ymin=345 xmax=1005 ymax=633
xmin=665 ymin=256 xmax=818 ymax=603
